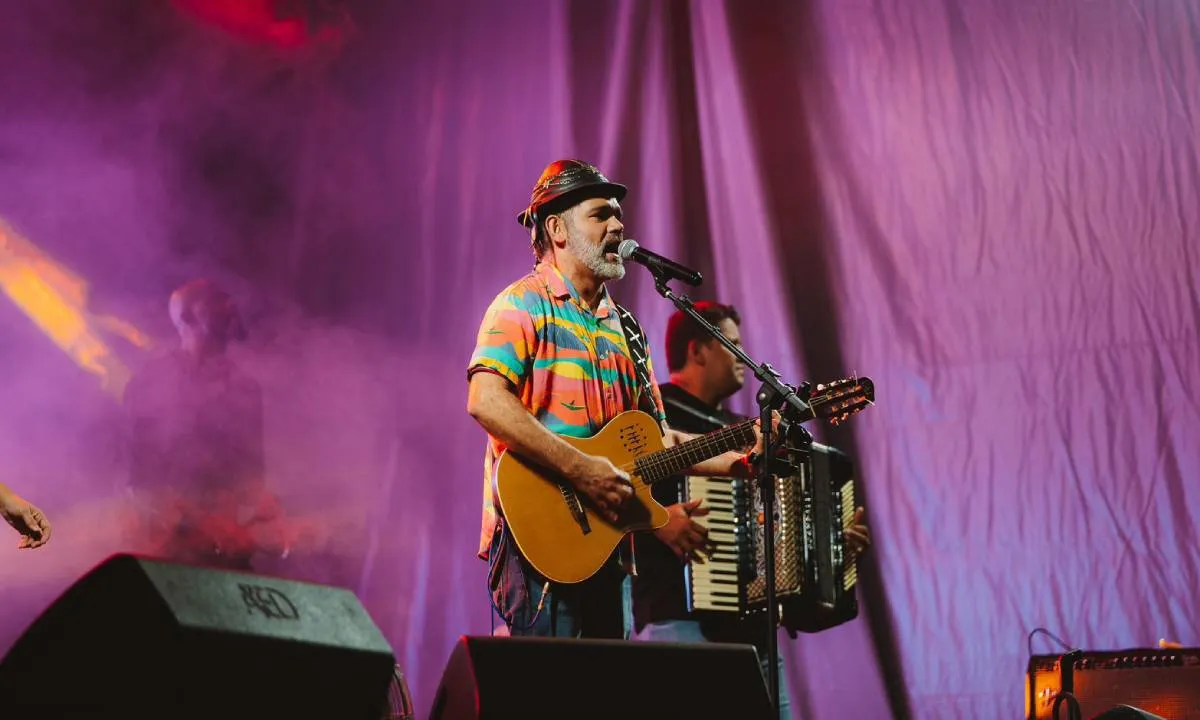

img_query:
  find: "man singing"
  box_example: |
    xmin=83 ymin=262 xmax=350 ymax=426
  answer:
xmin=467 ymin=160 xmax=766 ymax=639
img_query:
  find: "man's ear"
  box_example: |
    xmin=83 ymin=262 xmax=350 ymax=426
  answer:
xmin=543 ymin=211 xmax=569 ymax=249
xmin=688 ymin=338 xmax=707 ymax=367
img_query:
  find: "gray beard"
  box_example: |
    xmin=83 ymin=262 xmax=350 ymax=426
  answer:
xmin=568 ymin=233 xmax=626 ymax=281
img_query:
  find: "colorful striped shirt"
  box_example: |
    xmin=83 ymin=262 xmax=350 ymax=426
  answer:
xmin=468 ymin=261 xmax=666 ymax=559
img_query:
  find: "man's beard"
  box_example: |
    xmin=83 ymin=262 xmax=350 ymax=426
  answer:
xmin=568 ymin=232 xmax=626 ymax=281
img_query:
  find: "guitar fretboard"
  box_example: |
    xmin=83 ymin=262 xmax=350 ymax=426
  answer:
xmin=634 ymin=420 xmax=758 ymax=484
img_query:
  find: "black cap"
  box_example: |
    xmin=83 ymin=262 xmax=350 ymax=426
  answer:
xmin=517 ymin=159 xmax=627 ymax=228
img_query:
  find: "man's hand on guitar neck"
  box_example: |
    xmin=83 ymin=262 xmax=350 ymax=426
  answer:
xmin=658 ymin=410 xmax=783 ymax=479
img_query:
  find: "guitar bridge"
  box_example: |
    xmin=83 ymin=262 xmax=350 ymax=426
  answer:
xmin=560 ymin=485 xmax=591 ymax=535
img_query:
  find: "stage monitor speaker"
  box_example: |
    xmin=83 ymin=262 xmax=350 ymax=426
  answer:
xmin=1027 ymin=648 xmax=1200 ymax=720
xmin=429 ymin=635 xmax=775 ymax=720
xmin=0 ymin=553 xmax=396 ymax=719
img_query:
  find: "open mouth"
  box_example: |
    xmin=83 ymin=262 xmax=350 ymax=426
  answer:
xmin=603 ymin=239 xmax=622 ymax=260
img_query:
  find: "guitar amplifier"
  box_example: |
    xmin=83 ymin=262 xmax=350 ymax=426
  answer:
xmin=1026 ymin=648 xmax=1200 ymax=720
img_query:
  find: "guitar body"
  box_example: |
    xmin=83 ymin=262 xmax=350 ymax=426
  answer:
xmin=493 ymin=410 xmax=671 ymax=584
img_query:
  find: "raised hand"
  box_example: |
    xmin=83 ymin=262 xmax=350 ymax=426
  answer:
xmin=0 ymin=492 xmax=52 ymax=550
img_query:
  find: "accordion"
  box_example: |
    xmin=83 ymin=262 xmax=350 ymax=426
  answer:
xmin=684 ymin=440 xmax=859 ymax=633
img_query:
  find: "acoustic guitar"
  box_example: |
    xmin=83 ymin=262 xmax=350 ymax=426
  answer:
xmin=493 ymin=377 xmax=874 ymax=584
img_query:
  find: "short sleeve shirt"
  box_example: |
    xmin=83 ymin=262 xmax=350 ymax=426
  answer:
xmin=468 ymin=261 xmax=666 ymax=559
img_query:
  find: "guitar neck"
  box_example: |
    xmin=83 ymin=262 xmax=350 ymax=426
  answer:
xmin=633 ymin=419 xmax=759 ymax=484
xmin=628 ymin=376 xmax=872 ymax=485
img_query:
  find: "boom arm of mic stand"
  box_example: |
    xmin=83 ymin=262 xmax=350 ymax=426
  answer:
xmin=650 ymin=275 xmax=806 ymax=717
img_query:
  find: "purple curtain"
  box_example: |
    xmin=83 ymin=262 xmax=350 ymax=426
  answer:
xmin=1 ymin=1 xmax=1197 ymax=718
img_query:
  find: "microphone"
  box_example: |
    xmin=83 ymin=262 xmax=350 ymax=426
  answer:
xmin=617 ymin=239 xmax=703 ymax=286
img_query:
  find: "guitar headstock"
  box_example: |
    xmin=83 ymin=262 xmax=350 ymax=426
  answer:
xmin=801 ymin=376 xmax=875 ymax=426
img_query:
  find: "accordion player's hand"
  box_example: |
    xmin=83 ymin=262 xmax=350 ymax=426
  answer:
xmin=656 ymin=499 xmax=716 ymax=563
xmin=844 ymin=507 xmax=870 ymax=556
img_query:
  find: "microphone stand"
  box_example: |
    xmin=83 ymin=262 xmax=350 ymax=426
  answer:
xmin=649 ymin=276 xmax=812 ymax=717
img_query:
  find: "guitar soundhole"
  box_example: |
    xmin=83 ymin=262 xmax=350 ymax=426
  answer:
xmin=619 ymin=425 xmax=649 ymax=456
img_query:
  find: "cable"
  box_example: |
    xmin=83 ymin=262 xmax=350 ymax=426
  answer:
xmin=1051 ymin=690 xmax=1082 ymax=720
xmin=487 ymin=522 xmax=552 ymax=632
xmin=522 ymin=582 xmax=552 ymax=630
xmin=1028 ymin=627 xmax=1080 ymax=720
xmin=1028 ymin=626 xmax=1077 ymax=657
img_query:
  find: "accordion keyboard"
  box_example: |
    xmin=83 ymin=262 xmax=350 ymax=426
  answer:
xmin=682 ymin=475 xmax=747 ymax=614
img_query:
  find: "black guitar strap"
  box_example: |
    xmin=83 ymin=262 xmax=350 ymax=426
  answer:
xmin=661 ymin=393 xmax=730 ymax=432
xmin=615 ymin=303 xmax=661 ymax=423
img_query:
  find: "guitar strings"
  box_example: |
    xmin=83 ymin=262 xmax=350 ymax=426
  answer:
xmin=624 ymin=420 xmax=758 ymax=489
xmin=634 ymin=423 xmax=750 ymax=480
xmin=618 ymin=385 xmax=858 ymax=489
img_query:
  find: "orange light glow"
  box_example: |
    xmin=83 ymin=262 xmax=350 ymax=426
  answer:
xmin=0 ymin=219 xmax=151 ymax=399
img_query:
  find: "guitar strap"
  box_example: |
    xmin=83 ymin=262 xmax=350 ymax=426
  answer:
xmin=614 ymin=303 xmax=661 ymax=425
xmin=613 ymin=302 xmax=661 ymax=580
xmin=661 ymin=394 xmax=731 ymax=432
